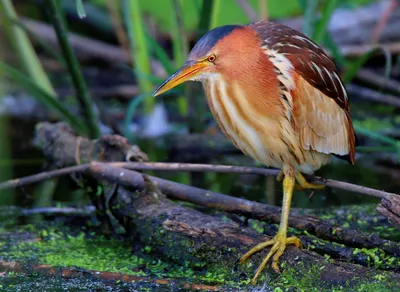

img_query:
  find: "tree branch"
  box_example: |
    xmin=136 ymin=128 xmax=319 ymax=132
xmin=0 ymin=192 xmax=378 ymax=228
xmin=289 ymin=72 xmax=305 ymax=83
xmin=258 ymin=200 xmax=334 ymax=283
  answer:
xmin=0 ymin=161 xmax=396 ymax=200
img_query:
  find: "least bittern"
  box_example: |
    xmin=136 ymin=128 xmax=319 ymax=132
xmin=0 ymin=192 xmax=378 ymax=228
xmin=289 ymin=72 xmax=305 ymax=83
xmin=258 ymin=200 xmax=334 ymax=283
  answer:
xmin=153 ymin=21 xmax=356 ymax=283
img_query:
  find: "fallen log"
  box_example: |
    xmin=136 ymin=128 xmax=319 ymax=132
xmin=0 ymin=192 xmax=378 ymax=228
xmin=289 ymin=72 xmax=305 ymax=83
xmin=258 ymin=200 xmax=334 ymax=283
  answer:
xmin=33 ymin=122 xmax=400 ymax=289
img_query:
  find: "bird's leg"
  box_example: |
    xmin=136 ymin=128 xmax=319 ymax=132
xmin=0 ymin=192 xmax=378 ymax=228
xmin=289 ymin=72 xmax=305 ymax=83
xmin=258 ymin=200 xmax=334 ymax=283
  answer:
xmin=294 ymin=171 xmax=325 ymax=190
xmin=239 ymin=173 xmax=301 ymax=284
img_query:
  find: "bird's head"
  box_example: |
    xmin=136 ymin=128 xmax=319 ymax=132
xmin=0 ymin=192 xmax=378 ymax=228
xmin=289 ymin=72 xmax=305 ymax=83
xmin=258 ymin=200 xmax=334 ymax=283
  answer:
xmin=153 ymin=24 xmax=262 ymax=97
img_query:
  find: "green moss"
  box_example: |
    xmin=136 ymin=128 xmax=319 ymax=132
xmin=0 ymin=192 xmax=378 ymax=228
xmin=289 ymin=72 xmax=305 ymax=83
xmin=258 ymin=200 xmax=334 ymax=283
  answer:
xmin=1 ymin=223 xmax=398 ymax=291
xmin=0 ymin=225 xmax=244 ymax=288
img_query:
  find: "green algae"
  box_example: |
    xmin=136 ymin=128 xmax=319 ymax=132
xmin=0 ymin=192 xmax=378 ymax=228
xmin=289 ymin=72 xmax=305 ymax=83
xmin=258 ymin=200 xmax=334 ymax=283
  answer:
xmin=0 ymin=214 xmax=399 ymax=291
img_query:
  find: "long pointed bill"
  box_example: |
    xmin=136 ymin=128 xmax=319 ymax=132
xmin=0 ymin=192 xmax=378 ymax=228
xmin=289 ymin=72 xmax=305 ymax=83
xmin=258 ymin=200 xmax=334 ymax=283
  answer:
xmin=152 ymin=61 xmax=209 ymax=96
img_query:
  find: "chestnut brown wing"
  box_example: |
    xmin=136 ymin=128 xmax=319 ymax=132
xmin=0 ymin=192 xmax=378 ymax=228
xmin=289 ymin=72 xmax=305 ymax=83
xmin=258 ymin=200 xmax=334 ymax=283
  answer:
xmin=249 ymin=21 xmax=355 ymax=164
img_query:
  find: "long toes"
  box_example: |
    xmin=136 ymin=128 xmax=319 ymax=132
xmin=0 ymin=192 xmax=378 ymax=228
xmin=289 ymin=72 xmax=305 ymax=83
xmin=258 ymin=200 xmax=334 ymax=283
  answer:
xmin=299 ymin=182 xmax=325 ymax=190
xmin=251 ymin=241 xmax=280 ymax=284
xmin=239 ymin=239 xmax=275 ymax=264
xmin=271 ymin=248 xmax=284 ymax=273
xmin=287 ymin=236 xmax=301 ymax=247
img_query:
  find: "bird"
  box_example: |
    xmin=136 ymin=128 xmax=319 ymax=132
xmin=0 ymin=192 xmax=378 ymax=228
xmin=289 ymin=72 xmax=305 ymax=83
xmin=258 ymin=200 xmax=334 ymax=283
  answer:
xmin=152 ymin=21 xmax=356 ymax=284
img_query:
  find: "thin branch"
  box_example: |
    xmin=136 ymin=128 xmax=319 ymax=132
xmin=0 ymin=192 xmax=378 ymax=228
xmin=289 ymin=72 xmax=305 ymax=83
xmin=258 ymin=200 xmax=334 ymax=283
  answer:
xmin=338 ymin=42 xmax=400 ymax=58
xmin=89 ymin=162 xmax=400 ymax=255
xmin=20 ymin=206 xmax=95 ymax=216
xmin=0 ymin=162 xmax=396 ymax=200
xmin=0 ymin=164 xmax=88 ymax=190
xmin=356 ymin=68 xmax=400 ymax=96
xmin=45 ymin=0 xmax=100 ymax=138
xmin=347 ymin=84 xmax=400 ymax=109
xmin=112 ymin=162 xmax=395 ymax=199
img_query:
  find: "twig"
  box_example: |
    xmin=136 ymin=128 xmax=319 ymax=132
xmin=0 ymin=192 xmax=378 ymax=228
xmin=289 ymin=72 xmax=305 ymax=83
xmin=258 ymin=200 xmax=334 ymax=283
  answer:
xmin=0 ymin=260 xmax=222 ymax=291
xmin=356 ymin=68 xmax=400 ymax=96
xmin=45 ymin=0 xmax=100 ymax=138
xmin=113 ymin=162 xmax=395 ymax=199
xmin=339 ymin=42 xmax=400 ymax=58
xmin=0 ymin=164 xmax=88 ymax=190
xmin=90 ymin=162 xmax=400 ymax=255
xmin=0 ymin=162 xmax=395 ymax=200
xmin=20 ymin=206 xmax=95 ymax=216
xmin=347 ymin=84 xmax=400 ymax=109
xmin=104 ymin=0 xmax=131 ymax=60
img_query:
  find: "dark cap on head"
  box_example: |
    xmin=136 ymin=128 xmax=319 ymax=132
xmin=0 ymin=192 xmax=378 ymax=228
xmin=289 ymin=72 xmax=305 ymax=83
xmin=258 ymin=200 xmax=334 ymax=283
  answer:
xmin=189 ymin=24 xmax=243 ymax=59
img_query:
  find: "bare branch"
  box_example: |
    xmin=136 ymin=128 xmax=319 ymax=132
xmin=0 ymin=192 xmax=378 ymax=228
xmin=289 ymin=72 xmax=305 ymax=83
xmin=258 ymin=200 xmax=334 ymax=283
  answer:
xmin=113 ymin=162 xmax=396 ymax=199
xmin=0 ymin=164 xmax=88 ymax=191
xmin=0 ymin=161 xmax=396 ymax=200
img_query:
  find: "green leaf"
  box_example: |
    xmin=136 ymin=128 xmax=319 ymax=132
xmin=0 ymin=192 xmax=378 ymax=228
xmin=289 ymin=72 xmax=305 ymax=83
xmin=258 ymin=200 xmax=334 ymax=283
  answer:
xmin=324 ymin=33 xmax=348 ymax=68
xmin=145 ymin=34 xmax=175 ymax=76
xmin=300 ymin=0 xmax=318 ymax=37
xmin=76 ymin=0 xmax=86 ymax=19
xmin=313 ymin=0 xmax=339 ymax=44
xmin=0 ymin=62 xmax=87 ymax=135
xmin=354 ymin=124 xmax=398 ymax=147
xmin=342 ymin=49 xmax=377 ymax=84
xmin=342 ymin=47 xmax=392 ymax=84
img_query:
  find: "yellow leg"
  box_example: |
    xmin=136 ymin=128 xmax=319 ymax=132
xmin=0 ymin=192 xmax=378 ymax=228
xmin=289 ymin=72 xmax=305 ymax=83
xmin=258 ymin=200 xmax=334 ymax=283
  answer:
xmin=294 ymin=171 xmax=325 ymax=190
xmin=239 ymin=174 xmax=301 ymax=284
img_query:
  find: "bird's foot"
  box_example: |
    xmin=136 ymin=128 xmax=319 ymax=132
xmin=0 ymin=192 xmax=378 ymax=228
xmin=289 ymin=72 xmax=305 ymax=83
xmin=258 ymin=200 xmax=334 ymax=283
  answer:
xmin=277 ymin=171 xmax=324 ymax=191
xmin=239 ymin=234 xmax=301 ymax=284
xmin=294 ymin=171 xmax=325 ymax=191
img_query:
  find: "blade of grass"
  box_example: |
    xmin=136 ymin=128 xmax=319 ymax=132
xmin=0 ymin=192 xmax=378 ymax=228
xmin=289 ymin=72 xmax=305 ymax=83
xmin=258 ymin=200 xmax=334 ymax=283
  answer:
xmin=343 ymin=46 xmax=392 ymax=85
xmin=0 ymin=13 xmax=65 ymax=66
xmin=324 ymin=33 xmax=348 ymax=68
xmin=354 ymin=123 xmax=399 ymax=147
xmin=0 ymin=0 xmax=56 ymax=96
xmin=299 ymin=0 xmax=318 ymax=37
xmin=209 ymin=0 xmax=221 ymax=29
xmin=0 ymin=62 xmax=87 ymax=135
xmin=171 ymin=0 xmax=189 ymax=115
xmin=76 ymin=0 xmax=86 ymax=19
xmin=123 ymin=92 xmax=150 ymax=143
xmin=312 ymin=0 xmax=339 ymax=44
xmin=145 ymin=34 xmax=175 ymax=75
xmin=342 ymin=49 xmax=378 ymax=84
xmin=46 ymin=0 xmax=100 ymax=139
xmin=198 ymin=0 xmax=213 ymax=36
xmin=123 ymin=0 xmax=155 ymax=114
xmin=124 ymin=89 xmax=181 ymax=143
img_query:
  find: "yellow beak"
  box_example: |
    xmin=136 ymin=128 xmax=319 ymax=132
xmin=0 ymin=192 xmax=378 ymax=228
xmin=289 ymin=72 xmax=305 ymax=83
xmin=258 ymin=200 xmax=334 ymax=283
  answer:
xmin=152 ymin=61 xmax=209 ymax=96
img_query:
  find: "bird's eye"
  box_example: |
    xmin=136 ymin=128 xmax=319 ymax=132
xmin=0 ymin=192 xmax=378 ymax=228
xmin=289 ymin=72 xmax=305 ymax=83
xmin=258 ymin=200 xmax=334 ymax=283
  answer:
xmin=207 ymin=55 xmax=217 ymax=62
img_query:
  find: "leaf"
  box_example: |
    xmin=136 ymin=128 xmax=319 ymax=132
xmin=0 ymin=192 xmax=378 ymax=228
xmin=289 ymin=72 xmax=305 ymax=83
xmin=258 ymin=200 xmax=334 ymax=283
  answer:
xmin=353 ymin=124 xmax=398 ymax=147
xmin=299 ymin=0 xmax=318 ymax=37
xmin=342 ymin=46 xmax=392 ymax=84
xmin=76 ymin=0 xmax=86 ymax=19
xmin=0 ymin=62 xmax=87 ymax=135
xmin=313 ymin=0 xmax=339 ymax=44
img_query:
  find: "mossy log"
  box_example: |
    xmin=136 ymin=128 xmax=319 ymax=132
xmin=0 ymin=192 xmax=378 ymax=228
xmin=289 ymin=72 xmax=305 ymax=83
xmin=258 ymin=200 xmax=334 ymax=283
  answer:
xmin=34 ymin=122 xmax=400 ymax=290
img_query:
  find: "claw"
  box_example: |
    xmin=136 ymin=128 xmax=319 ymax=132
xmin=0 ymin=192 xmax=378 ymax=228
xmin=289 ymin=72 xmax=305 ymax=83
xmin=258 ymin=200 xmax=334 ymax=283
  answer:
xmin=295 ymin=171 xmax=325 ymax=190
xmin=239 ymin=234 xmax=301 ymax=284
